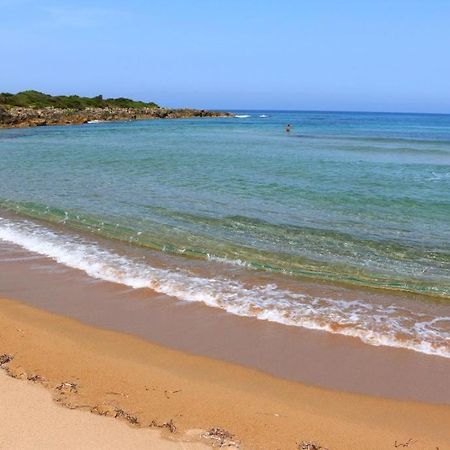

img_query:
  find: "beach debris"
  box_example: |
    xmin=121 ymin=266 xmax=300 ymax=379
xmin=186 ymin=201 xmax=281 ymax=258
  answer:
xmin=163 ymin=419 xmax=177 ymax=433
xmin=55 ymin=381 xmax=78 ymax=393
xmin=1 ymin=363 xmax=24 ymax=379
xmin=298 ymin=441 xmax=328 ymax=450
xmin=0 ymin=353 xmax=13 ymax=366
xmin=27 ymin=374 xmax=46 ymax=383
xmin=0 ymin=354 xmax=23 ymax=379
xmin=106 ymin=391 xmax=128 ymax=397
xmin=54 ymin=396 xmax=69 ymax=406
xmin=256 ymin=411 xmax=286 ymax=418
xmin=394 ymin=439 xmax=417 ymax=448
xmin=202 ymin=427 xmax=240 ymax=448
xmin=164 ymin=389 xmax=182 ymax=399
xmin=114 ymin=408 xmax=139 ymax=426
xmin=90 ymin=405 xmax=109 ymax=416
xmin=67 ymin=404 xmax=91 ymax=411
xmin=150 ymin=418 xmax=177 ymax=434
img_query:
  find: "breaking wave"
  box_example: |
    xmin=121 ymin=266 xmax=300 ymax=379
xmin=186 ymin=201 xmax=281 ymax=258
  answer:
xmin=0 ymin=216 xmax=449 ymax=359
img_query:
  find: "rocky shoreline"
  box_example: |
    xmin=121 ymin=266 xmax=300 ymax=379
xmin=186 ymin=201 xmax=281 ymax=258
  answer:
xmin=0 ymin=105 xmax=232 ymax=128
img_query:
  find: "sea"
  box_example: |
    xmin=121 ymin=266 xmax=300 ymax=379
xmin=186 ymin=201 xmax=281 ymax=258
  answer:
xmin=0 ymin=111 xmax=449 ymax=358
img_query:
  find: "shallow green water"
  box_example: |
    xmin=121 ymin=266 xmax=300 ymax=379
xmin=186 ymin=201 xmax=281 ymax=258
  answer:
xmin=1 ymin=111 xmax=449 ymax=296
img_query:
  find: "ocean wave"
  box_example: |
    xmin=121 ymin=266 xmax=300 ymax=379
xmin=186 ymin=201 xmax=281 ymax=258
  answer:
xmin=0 ymin=216 xmax=449 ymax=359
xmin=1 ymin=199 xmax=449 ymax=298
xmin=235 ymin=114 xmax=251 ymax=118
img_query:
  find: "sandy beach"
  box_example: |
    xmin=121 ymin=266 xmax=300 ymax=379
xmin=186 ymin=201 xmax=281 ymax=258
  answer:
xmin=1 ymin=296 xmax=449 ymax=449
xmin=0 ymin=369 xmax=207 ymax=450
xmin=2 ymin=1 xmax=450 ymax=449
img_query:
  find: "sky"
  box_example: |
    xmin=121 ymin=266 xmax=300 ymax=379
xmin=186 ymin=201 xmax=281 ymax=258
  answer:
xmin=1 ymin=0 xmax=449 ymax=112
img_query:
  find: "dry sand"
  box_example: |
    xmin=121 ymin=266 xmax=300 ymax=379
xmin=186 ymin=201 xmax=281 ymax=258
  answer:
xmin=0 ymin=297 xmax=449 ymax=449
xmin=0 ymin=371 xmax=207 ymax=449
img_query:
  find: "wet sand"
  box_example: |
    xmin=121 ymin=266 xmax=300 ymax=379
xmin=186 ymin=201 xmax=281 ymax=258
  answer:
xmin=0 ymin=241 xmax=449 ymax=404
xmin=1 ymin=296 xmax=449 ymax=449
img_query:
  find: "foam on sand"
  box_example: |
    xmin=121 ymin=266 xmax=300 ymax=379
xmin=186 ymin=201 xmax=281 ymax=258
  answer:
xmin=0 ymin=216 xmax=448 ymax=358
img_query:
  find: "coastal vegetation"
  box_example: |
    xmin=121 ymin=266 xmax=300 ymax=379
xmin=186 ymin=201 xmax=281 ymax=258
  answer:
xmin=0 ymin=90 xmax=159 ymax=110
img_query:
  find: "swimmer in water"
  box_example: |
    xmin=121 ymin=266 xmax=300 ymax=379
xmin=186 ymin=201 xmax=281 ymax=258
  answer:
xmin=285 ymin=124 xmax=291 ymax=133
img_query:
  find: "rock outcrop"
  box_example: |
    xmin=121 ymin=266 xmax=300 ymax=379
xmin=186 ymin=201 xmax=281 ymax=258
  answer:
xmin=0 ymin=106 xmax=232 ymax=128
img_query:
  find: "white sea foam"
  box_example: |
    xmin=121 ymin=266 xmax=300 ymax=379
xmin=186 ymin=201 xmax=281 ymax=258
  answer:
xmin=207 ymin=254 xmax=252 ymax=268
xmin=429 ymin=171 xmax=450 ymax=181
xmin=235 ymin=114 xmax=251 ymax=118
xmin=1 ymin=217 xmax=449 ymax=358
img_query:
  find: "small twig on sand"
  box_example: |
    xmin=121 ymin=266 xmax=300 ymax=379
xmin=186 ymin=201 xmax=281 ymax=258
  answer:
xmin=63 ymin=403 xmax=92 ymax=411
xmin=163 ymin=419 xmax=177 ymax=433
xmin=150 ymin=418 xmax=177 ymax=433
xmin=298 ymin=441 xmax=328 ymax=450
xmin=106 ymin=391 xmax=128 ymax=398
xmin=164 ymin=389 xmax=182 ymax=399
xmin=394 ymin=439 xmax=416 ymax=448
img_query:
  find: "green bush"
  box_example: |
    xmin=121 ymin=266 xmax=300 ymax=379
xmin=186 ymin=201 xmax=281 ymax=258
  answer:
xmin=0 ymin=90 xmax=159 ymax=110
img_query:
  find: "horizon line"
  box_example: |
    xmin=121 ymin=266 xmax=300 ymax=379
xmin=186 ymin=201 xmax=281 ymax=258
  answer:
xmin=196 ymin=108 xmax=450 ymax=116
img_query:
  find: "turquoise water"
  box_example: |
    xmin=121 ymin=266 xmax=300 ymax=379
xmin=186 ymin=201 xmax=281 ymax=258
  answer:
xmin=0 ymin=111 xmax=449 ymax=356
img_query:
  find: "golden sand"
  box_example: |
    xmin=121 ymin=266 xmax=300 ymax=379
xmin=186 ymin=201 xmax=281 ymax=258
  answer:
xmin=0 ymin=297 xmax=448 ymax=449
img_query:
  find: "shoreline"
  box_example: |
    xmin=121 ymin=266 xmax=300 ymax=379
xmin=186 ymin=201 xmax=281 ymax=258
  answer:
xmin=1 ymin=296 xmax=449 ymax=449
xmin=0 ymin=239 xmax=449 ymax=404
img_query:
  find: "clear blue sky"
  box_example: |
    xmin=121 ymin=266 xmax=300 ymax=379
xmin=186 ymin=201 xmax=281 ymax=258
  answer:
xmin=1 ymin=0 xmax=449 ymax=112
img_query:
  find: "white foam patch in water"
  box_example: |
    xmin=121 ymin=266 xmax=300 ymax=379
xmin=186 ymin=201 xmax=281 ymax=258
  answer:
xmin=1 ymin=217 xmax=449 ymax=358
xmin=206 ymin=254 xmax=252 ymax=268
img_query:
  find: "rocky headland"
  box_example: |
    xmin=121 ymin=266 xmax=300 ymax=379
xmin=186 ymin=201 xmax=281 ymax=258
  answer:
xmin=0 ymin=105 xmax=231 ymax=128
xmin=0 ymin=90 xmax=232 ymax=128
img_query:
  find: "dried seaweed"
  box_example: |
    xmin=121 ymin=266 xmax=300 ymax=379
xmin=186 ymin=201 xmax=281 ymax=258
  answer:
xmin=114 ymin=408 xmax=139 ymax=426
xmin=0 ymin=353 xmax=13 ymax=366
xmin=90 ymin=405 xmax=109 ymax=416
xmin=27 ymin=374 xmax=46 ymax=383
xmin=55 ymin=381 xmax=78 ymax=393
xmin=150 ymin=418 xmax=177 ymax=433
